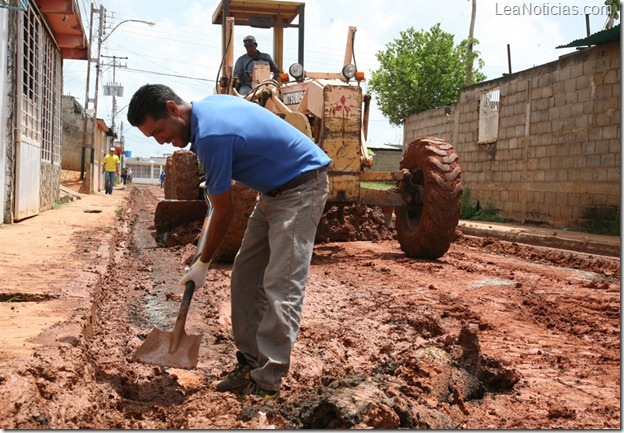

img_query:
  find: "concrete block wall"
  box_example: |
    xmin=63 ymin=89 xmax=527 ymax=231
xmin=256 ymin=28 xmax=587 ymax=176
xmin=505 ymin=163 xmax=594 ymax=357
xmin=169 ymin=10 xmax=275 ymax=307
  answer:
xmin=403 ymin=105 xmax=456 ymax=146
xmin=404 ymin=40 xmax=620 ymax=230
xmin=61 ymin=95 xmax=86 ymax=172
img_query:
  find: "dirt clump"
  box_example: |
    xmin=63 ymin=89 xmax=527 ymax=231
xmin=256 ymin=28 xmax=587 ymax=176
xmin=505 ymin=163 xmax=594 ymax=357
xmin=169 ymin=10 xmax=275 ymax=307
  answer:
xmin=315 ymin=203 xmax=396 ymax=243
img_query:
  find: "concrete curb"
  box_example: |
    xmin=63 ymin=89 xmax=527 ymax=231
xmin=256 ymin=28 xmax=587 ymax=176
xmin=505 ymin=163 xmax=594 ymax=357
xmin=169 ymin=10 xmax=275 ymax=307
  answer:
xmin=457 ymin=221 xmax=620 ymax=258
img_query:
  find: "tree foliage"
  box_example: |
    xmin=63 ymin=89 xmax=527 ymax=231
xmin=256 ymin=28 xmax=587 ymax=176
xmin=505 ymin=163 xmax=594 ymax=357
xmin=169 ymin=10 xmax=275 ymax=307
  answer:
xmin=368 ymin=24 xmax=486 ymax=126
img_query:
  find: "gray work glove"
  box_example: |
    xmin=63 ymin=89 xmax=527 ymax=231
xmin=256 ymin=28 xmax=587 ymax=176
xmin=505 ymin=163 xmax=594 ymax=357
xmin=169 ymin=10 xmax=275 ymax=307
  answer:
xmin=179 ymin=258 xmax=211 ymax=289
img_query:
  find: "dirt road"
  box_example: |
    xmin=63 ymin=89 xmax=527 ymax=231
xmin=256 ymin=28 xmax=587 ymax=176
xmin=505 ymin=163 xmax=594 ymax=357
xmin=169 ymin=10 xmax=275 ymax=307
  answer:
xmin=0 ymin=185 xmax=619 ymax=429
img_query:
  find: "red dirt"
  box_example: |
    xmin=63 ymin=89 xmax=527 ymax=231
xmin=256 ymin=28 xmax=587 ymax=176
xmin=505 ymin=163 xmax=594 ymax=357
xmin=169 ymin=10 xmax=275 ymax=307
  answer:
xmin=0 ymin=184 xmax=619 ymax=429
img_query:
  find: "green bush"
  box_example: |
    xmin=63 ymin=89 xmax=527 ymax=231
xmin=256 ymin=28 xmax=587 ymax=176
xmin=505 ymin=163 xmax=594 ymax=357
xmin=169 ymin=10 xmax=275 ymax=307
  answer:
xmin=580 ymin=214 xmax=620 ymax=236
xmin=461 ymin=188 xmax=506 ymax=222
xmin=460 ymin=188 xmax=477 ymax=219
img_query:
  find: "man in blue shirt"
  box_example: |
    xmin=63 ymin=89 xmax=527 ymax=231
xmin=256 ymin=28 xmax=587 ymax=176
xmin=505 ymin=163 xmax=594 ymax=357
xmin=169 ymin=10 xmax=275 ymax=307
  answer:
xmin=127 ymin=84 xmax=330 ymax=400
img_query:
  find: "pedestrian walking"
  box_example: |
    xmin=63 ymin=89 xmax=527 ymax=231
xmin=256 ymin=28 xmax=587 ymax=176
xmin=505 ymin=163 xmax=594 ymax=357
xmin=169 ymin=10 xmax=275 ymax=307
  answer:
xmin=102 ymin=147 xmax=119 ymax=194
xmin=121 ymin=167 xmax=128 ymax=185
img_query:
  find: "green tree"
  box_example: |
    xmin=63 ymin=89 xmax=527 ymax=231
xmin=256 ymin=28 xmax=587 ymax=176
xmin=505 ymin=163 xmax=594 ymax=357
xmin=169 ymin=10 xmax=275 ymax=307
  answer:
xmin=368 ymin=24 xmax=486 ymax=126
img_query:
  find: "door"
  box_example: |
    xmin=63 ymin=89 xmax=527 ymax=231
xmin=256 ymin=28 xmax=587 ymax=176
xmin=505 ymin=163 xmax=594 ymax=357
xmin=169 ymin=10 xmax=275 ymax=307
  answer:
xmin=14 ymin=137 xmax=41 ymax=220
xmin=14 ymin=4 xmax=42 ymax=220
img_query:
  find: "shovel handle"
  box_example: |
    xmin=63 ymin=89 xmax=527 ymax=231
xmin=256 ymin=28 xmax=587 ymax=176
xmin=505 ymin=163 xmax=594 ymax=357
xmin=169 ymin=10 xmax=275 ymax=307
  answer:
xmin=169 ymin=280 xmax=196 ymax=353
xmin=170 ymin=198 xmax=210 ymax=355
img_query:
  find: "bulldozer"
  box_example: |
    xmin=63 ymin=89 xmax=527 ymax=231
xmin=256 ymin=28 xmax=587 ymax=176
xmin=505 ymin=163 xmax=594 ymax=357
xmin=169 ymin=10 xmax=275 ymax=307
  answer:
xmin=155 ymin=0 xmax=463 ymax=260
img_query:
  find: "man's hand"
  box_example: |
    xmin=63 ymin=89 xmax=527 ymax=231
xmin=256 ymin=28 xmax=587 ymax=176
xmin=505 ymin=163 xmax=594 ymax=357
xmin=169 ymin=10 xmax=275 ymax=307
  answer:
xmin=178 ymin=257 xmax=211 ymax=289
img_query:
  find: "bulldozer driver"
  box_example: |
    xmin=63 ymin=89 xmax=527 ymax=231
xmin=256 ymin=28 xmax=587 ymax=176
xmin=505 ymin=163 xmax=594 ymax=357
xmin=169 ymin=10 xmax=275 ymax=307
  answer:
xmin=233 ymin=35 xmax=281 ymax=96
xmin=127 ymin=84 xmax=330 ymax=401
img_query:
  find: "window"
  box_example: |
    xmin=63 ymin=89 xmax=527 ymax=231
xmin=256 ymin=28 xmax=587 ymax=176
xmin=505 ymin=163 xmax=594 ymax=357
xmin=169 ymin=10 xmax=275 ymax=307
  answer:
xmin=22 ymin=4 xmax=62 ymax=165
xmin=478 ymin=89 xmax=500 ymax=144
xmin=21 ymin=5 xmax=42 ymax=142
xmin=41 ymin=37 xmax=62 ymax=165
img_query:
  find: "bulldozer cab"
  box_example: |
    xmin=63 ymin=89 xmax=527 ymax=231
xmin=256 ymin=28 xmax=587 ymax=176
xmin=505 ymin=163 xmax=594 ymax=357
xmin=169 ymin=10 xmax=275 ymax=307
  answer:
xmin=211 ymin=0 xmax=373 ymax=175
xmin=212 ymin=0 xmax=305 ymax=95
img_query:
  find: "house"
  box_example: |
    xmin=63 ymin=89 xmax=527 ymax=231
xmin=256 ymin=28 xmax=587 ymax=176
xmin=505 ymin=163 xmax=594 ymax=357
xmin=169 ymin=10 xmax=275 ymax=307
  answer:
xmin=404 ymin=28 xmax=620 ymax=231
xmin=366 ymin=142 xmax=403 ymax=172
xmin=61 ymin=95 xmax=114 ymax=194
xmin=124 ymin=156 xmax=169 ymax=185
xmin=0 ymin=0 xmax=88 ymax=223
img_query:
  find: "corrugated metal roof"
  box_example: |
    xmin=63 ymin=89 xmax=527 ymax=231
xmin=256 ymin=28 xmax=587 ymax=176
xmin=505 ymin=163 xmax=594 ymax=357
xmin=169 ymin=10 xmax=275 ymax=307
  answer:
xmin=557 ymin=24 xmax=620 ymax=49
xmin=367 ymin=143 xmax=403 ymax=151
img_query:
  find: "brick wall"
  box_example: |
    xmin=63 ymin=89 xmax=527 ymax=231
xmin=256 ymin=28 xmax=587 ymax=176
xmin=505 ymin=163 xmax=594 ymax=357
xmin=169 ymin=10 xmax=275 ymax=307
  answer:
xmin=404 ymin=40 xmax=620 ymax=230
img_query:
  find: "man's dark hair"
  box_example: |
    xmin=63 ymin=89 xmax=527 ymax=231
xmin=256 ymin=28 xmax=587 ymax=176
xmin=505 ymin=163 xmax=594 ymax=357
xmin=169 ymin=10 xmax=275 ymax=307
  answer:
xmin=127 ymin=84 xmax=184 ymax=126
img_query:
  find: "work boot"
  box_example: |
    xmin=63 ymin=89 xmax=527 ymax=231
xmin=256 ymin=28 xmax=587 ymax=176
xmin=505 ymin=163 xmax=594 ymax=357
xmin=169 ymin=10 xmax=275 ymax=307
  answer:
xmin=215 ymin=351 xmax=253 ymax=393
xmin=243 ymin=380 xmax=279 ymax=401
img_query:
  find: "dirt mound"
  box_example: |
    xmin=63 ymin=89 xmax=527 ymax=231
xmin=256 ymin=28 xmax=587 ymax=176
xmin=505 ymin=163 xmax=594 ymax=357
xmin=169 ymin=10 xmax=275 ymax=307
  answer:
xmin=315 ymin=203 xmax=396 ymax=243
xmin=454 ymin=232 xmax=620 ymax=279
xmin=161 ymin=201 xmax=396 ymax=261
xmin=278 ymin=323 xmax=519 ymax=429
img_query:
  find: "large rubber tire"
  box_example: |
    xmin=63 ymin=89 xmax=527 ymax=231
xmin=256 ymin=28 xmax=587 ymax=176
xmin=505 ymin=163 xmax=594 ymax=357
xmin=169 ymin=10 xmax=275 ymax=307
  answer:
xmin=213 ymin=182 xmax=258 ymax=263
xmin=395 ymin=137 xmax=463 ymax=259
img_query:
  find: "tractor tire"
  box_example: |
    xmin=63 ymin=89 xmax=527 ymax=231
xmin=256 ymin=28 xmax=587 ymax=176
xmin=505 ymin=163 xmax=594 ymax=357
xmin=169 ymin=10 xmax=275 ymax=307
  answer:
xmin=395 ymin=137 xmax=463 ymax=259
xmin=213 ymin=182 xmax=258 ymax=263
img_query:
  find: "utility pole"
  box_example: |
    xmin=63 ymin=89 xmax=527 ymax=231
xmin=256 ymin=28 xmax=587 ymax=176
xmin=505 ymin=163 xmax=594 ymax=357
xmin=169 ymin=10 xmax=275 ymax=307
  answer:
xmin=80 ymin=7 xmax=155 ymax=191
xmin=80 ymin=3 xmax=105 ymax=191
xmin=465 ymin=0 xmax=477 ymax=86
xmin=118 ymin=122 xmax=125 ymax=169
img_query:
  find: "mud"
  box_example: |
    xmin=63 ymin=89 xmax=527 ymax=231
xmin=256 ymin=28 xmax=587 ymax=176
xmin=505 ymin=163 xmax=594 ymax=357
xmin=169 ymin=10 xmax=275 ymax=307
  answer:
xmin=0 ymin=185 xmax=619 ymax=429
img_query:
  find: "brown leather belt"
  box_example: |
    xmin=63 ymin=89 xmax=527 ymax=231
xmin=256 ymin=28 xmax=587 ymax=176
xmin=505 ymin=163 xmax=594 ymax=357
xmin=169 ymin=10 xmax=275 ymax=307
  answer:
xmin=265 ymin=166 xmax=327 ymax=197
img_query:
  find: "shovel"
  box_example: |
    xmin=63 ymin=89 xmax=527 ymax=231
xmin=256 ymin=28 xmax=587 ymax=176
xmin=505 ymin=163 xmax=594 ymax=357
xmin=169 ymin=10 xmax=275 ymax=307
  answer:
xmin=131 ymin=280 xmax=203 ymax=369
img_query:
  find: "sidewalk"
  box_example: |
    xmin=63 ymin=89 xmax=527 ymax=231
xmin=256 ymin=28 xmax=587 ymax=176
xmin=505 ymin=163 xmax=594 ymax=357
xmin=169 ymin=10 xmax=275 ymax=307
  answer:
xmin=458 ymin=220 xmax=620 ymax=258
xmin=0 ymin=187 xmax=126 ymax=367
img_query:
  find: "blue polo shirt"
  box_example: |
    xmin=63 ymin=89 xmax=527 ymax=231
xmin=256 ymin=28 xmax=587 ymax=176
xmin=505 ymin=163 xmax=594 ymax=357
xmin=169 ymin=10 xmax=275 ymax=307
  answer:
xmin=190 ymin=95 xmax=331 ymax=196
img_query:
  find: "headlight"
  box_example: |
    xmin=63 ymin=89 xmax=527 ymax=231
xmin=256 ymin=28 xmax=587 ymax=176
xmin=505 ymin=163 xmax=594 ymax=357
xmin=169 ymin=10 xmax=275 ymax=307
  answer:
xmin=342 ymin=64 xmax=357 ymax=80
xmin=289 ymin=63 xmax=305 ymax=80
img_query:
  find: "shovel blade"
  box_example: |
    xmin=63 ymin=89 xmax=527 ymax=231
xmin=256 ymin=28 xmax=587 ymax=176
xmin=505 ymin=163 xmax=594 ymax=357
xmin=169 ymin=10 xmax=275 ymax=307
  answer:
xmin=132 ymin=327 xmax=202 ymax=370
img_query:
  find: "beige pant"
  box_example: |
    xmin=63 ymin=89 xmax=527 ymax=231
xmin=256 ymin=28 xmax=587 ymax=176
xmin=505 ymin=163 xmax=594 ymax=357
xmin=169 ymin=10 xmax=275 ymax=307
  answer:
xmin=230 ymin=170 xmax=329 ymax=391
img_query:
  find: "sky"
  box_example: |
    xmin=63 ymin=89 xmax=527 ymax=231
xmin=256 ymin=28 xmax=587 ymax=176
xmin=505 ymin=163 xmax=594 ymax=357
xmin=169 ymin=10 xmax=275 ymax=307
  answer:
xmin=63 ymin=0 xmax=618 ymax=158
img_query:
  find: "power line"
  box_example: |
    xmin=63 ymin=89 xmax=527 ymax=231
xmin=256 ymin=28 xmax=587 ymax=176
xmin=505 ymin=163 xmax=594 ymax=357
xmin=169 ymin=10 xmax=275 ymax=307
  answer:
xmin=124 ymin=67 xmax=214 ymax=83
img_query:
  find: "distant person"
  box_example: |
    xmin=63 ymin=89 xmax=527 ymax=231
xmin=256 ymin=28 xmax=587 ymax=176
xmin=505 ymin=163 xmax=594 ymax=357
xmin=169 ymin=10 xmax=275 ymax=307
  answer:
xmin=233 ymin=35 xmax=280 ymax=96
xmin=121 ymin=167 xmax=128 ymax=185
xmin=127 ymin=84 xmax=330 ymax=401
xmin=159 ymin=170 xmax=166 ymax=188
xmin=102 ymin=147 xmax=119 ymax=194
xmin=127 ymin=168 xmax=133 ymax=185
